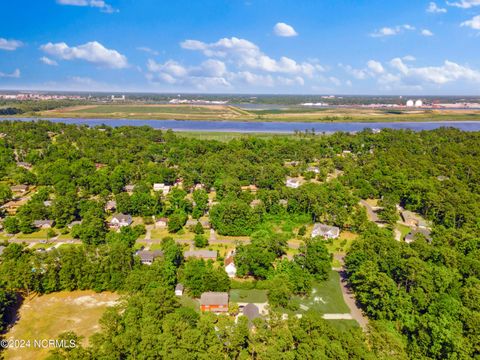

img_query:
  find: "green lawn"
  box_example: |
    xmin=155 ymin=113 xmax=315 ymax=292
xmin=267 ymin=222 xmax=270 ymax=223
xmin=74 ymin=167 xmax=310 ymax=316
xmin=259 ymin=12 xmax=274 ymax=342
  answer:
xmin=229 ymin=289 xmax=268 ymax=303
xmin=56 ymin=233 xmax=74 ymax=241
xmin=325 ymin=232 xmax=358 ymax=254
xmin=290 ymin=271 xmax=350 ymax=314
xmin=74 ymin=105 xmax=228 ymax=115
xmin=15 ymin=229 xmax=51 ymax=240
xmin=32 ymin=243 xmax=55 ymax=249
xmin=327 ymin=319 xmax=359 ymax=331
xmin=396 ymin=223 xmax=412 ymax=240
xmin=177 ymin=131 xmax=295 ymax=141
xmin=179 ymin=295 xmax=200 ymax=311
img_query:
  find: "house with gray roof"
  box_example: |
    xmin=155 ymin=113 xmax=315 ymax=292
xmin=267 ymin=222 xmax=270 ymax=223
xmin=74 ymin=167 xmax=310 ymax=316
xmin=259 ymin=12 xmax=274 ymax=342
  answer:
xmin=184 ymin=250 xmax=218 ymax=261
xmin=10 ymin=184 xmax=28 ymax=193
xmin=311 ymin=223 xmax=340 ymax=239
xmin=242 ymin=303 xmax=260 ymax=325
xmin=175 ymin=283 xmax=184 ymax=296
xmin=200 ymin=292 xmax=229 ymax=313
xmin=136 ymin=250 xmax=164 ymax=265
xmin=33 ymin=219 xmax=54 ymax=229
xmin=110 ymin=213 xmax=133 ymax=228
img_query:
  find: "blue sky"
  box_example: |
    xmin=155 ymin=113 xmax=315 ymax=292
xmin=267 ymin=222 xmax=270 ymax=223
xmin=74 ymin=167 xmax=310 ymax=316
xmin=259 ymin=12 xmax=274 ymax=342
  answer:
xmin=1 ymin=0 xmax=480 ymax=94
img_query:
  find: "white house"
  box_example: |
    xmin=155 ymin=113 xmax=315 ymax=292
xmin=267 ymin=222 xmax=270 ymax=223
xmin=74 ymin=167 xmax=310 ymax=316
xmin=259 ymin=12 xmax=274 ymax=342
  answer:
xmin=286 ymin=178 xmax=301 ymax=189
xmin=153 ymin=183 xmax=170 ymax=196
xmin=225 ymin=256 xmax=237 ymax=278
xmin=110 ymin=214 xmax=133 ymax=228
xmin=155 ymin=217 xmax=168 ymax=229
xmin=311 ymin=223 xmax=340 ymax=239
xmin=306 ymin=166 xmax=320 ymax=174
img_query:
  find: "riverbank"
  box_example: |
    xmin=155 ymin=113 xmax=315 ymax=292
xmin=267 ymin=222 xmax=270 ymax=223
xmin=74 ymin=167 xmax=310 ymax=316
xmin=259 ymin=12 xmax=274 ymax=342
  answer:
xmin=19 ymin=104 xmax=480 ymax=123
xmin=2 ymin=117 xmax=480 ymax=133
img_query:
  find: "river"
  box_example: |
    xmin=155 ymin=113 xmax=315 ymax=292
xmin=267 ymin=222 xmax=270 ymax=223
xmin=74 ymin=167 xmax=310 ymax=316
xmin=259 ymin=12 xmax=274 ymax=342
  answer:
xmin=2 ymin=118 xmax=480 ymax=133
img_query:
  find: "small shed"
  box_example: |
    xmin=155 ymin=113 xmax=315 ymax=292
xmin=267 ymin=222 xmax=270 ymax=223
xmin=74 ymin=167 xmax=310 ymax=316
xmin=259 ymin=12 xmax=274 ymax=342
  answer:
xmin=175 ymin=283 xmax=184 ymax=296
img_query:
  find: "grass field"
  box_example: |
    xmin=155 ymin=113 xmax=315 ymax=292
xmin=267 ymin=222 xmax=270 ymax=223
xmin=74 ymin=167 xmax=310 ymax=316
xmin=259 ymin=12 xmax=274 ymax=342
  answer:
xmin=229 ymin=289 xmax=268 ymax=303
xmin=34 ymin=103 xmax=480 ymax=123
xmin=15 ymin=229 xmax=51 ymax=240
xmin=42 ymin=104 xmax=250 ymax=121
xmin=396 ymin=223 xmax=412 ymax=241
xmin=4 ymin=291 xmax=119 ymax=360
xmin=327 ymin=319 xmax=359 ymax=331
xmin=289 ymin=271 xmax=350 ymax=314
xmin=326 ymin=231 xmax=358 ymax=254
xmin=179 ymin=295 xmax=200 ymax=311
xmin=176 ymin=131 xmax=295 ymax=141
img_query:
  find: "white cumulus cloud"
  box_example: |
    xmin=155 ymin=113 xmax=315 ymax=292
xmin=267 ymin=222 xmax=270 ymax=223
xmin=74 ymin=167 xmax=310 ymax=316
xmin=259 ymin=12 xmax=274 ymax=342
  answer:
xmin=461 ymin=15 xmax=480 ymax=29
xmin=180 ymin=37 xmax=323 ymax=76
xmin=56 ymin=0 xmax=117 ymax=13
xmin=146 ymin=59 xmax=230 ymax=89
xmin=389 ymin=58 xmax=480 ymax=84
xmin=367 ymin=60 xmax=385 ymax=74
xmin=0 ymin=38 xmax=23 ymax=51
xmin=447 ymin=0 xmax=480 ymax=8
xmin=370 ymin=24 xmax=415 ymax=37
xmin=273 ymin=22 xmax=298 ymax=37
xmin=40 ymin=41 xmax=128 ymax=69
xmin=137 ymin=46 xmax=159 ymax=56
xmin=40 ymin=56 xmax=58 ymax=66
xmin=0 ymin=69 xmax=20 ymax=78
xmin=421 ymin=29 xmax=434 ymax=36
xmin=427 ymin=2 xmax=447 ymax=13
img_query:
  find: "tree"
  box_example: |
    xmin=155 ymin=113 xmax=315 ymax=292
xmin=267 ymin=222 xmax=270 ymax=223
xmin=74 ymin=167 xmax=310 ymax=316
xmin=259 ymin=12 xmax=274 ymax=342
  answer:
xmin=298 ymin=225 xmax=306 ymax=236
xmin=168 ymin=210 xmax=187 ymax=233
xmin=296 ymin=237 xmax=331 ymax=280
xmin=3 ymin=216 xmax=19 ymax=234
xmin=192 ymin=189 xmax=208 ymax=219
xmin=210 ymin=199 xmax=259 ymax=236
xmin=267 ymin=274 xmax=293 ymax=308
xmin=193 ymin=221 xmax=204 ymax=235
xmin=181 ymin=259 xmax=230 ymax=297
xmin=194 ymin=234 xmax=208 ymax=248
xmin=0 ymin=184 xmax=12 ymax=204
xmin=160 ymin=237 xmax=184 ymax=267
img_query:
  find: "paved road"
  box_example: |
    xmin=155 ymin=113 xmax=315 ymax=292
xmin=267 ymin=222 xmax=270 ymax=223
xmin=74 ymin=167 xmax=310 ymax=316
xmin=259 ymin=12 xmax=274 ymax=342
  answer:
xmin=323 ymin=313 xmax=353 ymax=320
xmin=359 ymin=200 xmax=380 ymax=223
xmin=334 ymin=254 xmax=369 ymax=331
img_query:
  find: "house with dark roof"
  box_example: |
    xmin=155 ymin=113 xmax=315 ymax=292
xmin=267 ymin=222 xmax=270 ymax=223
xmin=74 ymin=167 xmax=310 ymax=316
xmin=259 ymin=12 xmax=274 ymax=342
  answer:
xmin=10 ymin=184 xmax=29 ymax=193
xmin=136 ymin=250 xmax=164 ymax=265
xmin=242 ymin=303 xmax=260 ymax=325
xmin=200 ymin=292 xmax=229 ymax=313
